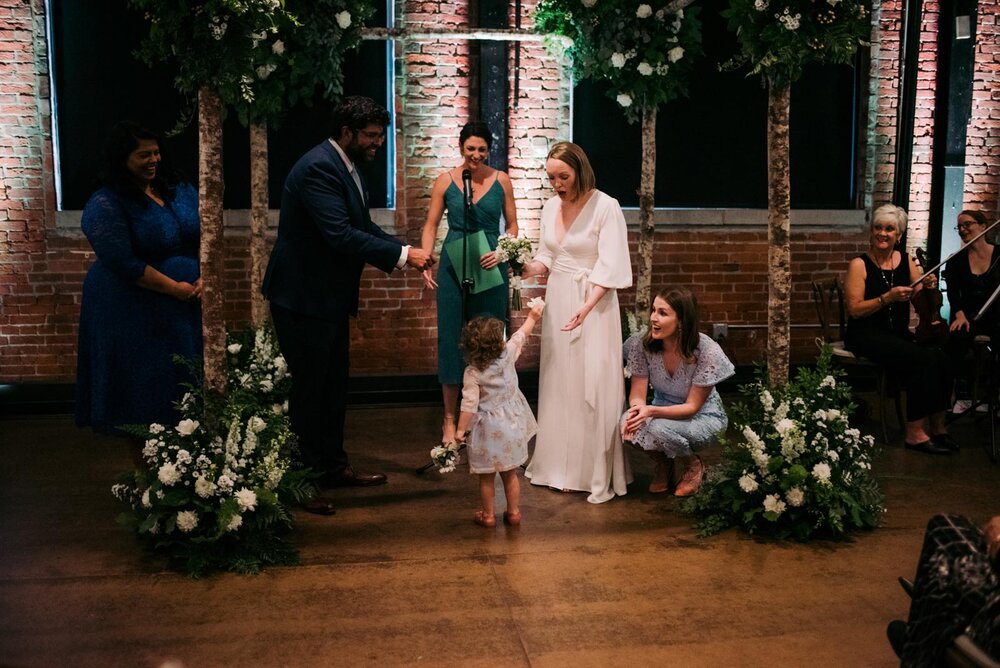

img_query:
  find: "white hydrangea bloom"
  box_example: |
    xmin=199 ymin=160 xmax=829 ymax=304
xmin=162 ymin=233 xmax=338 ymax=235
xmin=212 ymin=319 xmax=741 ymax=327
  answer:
xmin=637 ymin=62 xmax=654 ymax=76
xmin=176 ymin=510 xmax=199 ymax=533
xmin=158 ymin=462 xmax=181 ymax=486
xmin=763 ymin=494 xmax=786 ymax=515
xmin=812 ymin=462 xmax=832 ymax=483
xmin=149 ymin=423 xmax=165 ymax=434
xmin=194 ymin=477 xmax=217 ymax=499
xmin=785 ymin=487 xmax=805 ymax=507
xmin=738 ymin=473 xmax=759 ymax=493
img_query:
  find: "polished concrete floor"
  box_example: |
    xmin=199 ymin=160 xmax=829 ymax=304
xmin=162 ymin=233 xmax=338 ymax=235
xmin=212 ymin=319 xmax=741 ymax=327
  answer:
xmin=1 ymin=404 xmax=998 ymax=667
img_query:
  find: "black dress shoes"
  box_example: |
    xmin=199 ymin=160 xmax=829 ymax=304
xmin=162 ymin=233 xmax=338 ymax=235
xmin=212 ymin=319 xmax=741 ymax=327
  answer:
xmin=320 ymin=466 xmax=388 ymax=488
xmin=931 ymin=433 xmax=960 ymax=452
xmin=302 ymin=498 xmax=337 ymax=516
xmin=904 ymin=440 xmax=951 ymax=455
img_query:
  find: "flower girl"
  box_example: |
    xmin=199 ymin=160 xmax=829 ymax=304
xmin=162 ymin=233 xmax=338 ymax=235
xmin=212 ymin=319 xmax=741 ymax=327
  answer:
xmin=455 ymin=299 xmax=544 ymax=527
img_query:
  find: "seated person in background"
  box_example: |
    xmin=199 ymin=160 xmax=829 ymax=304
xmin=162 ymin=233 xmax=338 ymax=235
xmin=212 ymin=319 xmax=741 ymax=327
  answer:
xmin=620 ymin=287 xmax=734 ymax=497
xmin=844 ymin=204 xmax=955 ymax=455
xmin=887 ymin=514 xmax=1000 ymax=666
xmin=943 ymin=209 xmax=1000 ymax=413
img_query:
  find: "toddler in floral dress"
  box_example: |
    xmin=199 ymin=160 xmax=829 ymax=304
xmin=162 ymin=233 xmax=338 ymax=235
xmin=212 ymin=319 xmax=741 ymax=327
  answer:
xmin=455 ymin=300 xmax=544 ymax=527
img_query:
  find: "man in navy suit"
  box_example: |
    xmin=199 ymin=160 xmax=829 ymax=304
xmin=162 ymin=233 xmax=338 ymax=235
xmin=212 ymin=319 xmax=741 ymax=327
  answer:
xmin=263 ymin=97 xmax=433 ymax=514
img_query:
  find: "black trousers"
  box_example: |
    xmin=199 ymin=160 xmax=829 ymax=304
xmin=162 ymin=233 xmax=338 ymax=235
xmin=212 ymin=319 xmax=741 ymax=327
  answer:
xmin=846 ymin=329 xmax=952 ymax=422
xmin=269 ymin=303 xmax=350 ymax=475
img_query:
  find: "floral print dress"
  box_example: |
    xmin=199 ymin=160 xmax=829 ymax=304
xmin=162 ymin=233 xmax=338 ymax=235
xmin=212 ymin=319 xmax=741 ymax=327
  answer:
xmin=460 ymin=330 xmax=537 ymax=474
xmin=622 ymin=332 xmax=735 ymax=458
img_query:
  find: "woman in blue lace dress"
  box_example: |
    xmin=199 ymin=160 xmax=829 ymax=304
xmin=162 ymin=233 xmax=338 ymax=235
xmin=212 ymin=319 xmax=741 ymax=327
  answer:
xmin=621 ymin=287 xmax=734 ymax=497
xmin=419 ymin=121 xmax=518 ymax=445
xmin=76 ymin=122 xmax=202 ymax=432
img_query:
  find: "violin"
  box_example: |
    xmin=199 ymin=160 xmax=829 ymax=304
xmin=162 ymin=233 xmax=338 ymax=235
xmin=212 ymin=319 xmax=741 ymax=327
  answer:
xmin=912 ymin=247 xmax=949 ymax=345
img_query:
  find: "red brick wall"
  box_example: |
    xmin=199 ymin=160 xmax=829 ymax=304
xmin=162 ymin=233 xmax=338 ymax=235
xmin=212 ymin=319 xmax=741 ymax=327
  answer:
xmin=1 ymin=0 xmax=997 ymax=384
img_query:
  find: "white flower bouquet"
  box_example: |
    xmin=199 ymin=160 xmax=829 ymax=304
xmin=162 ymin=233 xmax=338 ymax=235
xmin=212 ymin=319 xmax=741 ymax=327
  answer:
xmin=494 ymin=233 xmax=534 ymax=310
xmin=683 ymin=347 xmax=885 ymax=540
xmin=113 ymin=326 xmax=314 ymax=576
xmin=430 ymin=442 xmax=460 ymax=473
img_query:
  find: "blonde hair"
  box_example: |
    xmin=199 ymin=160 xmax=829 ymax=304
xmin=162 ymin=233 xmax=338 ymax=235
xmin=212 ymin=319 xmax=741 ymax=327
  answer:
xmin=871 ymin=204 xmax=908 ymax=235
xmin=547 ymin=141 xmax=596 ymax=199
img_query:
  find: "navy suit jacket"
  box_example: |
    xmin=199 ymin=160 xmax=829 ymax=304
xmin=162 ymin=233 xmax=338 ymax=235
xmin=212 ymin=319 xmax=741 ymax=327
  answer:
xmin=262 ymin=140 xmax=403 ymax=319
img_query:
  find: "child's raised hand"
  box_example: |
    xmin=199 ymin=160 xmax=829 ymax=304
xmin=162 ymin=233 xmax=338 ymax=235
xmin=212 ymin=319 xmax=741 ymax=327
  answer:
xmin=527 ymin=297 xmax=545 ymax=320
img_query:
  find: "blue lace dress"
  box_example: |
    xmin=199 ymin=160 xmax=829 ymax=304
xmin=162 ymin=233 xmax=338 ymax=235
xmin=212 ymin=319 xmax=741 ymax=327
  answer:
xmin=75 ymin=183 xmax=202 ymax=432
xmin=622 ymin=332 xmax=734 ymax=458
xmin=460 ymin=330 xmax=537 ymax=474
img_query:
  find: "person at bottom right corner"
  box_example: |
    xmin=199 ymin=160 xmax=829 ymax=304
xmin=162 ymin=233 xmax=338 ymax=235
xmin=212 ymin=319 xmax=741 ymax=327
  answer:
xmin=887 ymin=513 xmax=1000 ymax=666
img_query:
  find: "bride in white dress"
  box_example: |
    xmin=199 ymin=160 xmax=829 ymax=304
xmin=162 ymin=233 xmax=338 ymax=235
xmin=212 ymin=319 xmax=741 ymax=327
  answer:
xmin=522 ymin=142 xmax=633 ymax=503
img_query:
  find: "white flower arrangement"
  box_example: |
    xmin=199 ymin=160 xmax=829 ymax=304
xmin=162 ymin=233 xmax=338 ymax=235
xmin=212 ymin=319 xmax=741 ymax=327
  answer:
xmin=495 ymin=234 xmax=535 ymax=310
xmin=430 ymin=442 xmax=460 ymax=474
xmin=113 ymin=326 xmax=314 ymax=576
xmin=684 ymin=347 xmax=885 ymax=540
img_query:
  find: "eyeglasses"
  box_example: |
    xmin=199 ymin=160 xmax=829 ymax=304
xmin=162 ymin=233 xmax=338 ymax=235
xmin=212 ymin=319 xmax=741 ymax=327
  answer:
xmin=956 ymin=221 xmax=980 ymax=231
xmin=355 ymin=129 xmax=385 ymax=141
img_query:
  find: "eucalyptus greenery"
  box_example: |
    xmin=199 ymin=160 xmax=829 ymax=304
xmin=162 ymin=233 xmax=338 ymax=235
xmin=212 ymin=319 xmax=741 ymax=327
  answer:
xmin=534 ymin=0 xmax=703 ymax=122
xmin=722 ymin=0 xmax=871 ymax=86
xmin=128 ymin=0 xmax=374 ymax=127
xmin=683 ymin=347 xmax=885 ymax=540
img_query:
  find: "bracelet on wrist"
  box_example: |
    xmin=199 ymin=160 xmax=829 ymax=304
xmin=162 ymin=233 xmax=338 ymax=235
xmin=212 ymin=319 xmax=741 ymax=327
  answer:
xmin=877 ymin=294 xmax=884 ymax=306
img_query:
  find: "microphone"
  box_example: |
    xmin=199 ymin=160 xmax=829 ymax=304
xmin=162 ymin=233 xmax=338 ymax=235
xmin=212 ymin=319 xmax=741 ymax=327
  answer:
xmin=462 ymin=169 xmax=473 ymax=209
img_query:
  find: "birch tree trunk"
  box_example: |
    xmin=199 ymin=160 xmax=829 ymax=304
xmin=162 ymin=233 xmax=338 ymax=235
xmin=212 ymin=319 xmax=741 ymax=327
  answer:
xmin=198 ymin=86 xmax=227 ymax=396
xmin=634 ymin=106 xmax=657 ymax=317
xmin=249 ymin=120 xmax=269 ymax=328
xmin=766 ymin=82 xmax=791 ymax=385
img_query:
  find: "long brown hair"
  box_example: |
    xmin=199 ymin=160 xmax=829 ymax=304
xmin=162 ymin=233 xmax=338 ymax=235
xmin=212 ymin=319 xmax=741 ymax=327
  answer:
xmin=460 ymin=316 xmax=506 ymax=370
xmin=642 ymin=287 xmax=700 ymax=361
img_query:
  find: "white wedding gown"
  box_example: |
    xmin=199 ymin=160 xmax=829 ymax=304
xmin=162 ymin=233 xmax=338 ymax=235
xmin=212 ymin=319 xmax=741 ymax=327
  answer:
xmin=524 ymin=190 xmax=633 ymax=503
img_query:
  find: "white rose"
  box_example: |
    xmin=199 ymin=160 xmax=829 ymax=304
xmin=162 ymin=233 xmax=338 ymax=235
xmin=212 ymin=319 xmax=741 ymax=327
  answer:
xmin=774 ymin=418 xmax=796 ymax=435
xmin=227 ymin=343 xmax=242 ymax=354
xmin=335 ymin=10 xmax=352 ymax=29
xmin=272 ymin=40 xmax=285 ymax=55
xmin=611 ymin=52 xmax=626 ymax=68
xmin=668 ymin=46 xmax=685 ymax=63
xmin=175 ymin=419 xmax=200 ymax=436
xmin=616 ymin=93 xmax=633 ymax=107
xmin=235 ymin=488 xmax=258 ymax=512
xmin=812 ymin=462 xmax=832 ymax=482
xmin=637 ymin=61 xmax=653 ymax=76
xmin=176 ymin=510 xmax=199 ymax=533
xmin=248 ymin=416 xmax=267 ymax=433
xmin=636 ymin=4 xmax=652 ymax=18
xmin=259 ymin=378 xmax=274 ymax=392
xmin=272 ymin=403 xmax=284 ymax=415
xmin=785 ymin=487 xmax=805 ymax=507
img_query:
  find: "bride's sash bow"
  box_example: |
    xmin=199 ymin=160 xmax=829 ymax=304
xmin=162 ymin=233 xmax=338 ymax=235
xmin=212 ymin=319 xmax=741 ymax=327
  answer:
xmin=552 ymin=256 xmax=599 ymax=409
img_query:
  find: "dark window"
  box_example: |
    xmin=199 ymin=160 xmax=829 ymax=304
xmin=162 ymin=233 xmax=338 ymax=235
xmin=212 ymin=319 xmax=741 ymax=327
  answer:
xmin=51 ymin=0 xmax=392 ymax=210
xmin=572 ymin=0 xmax=860 ymax=209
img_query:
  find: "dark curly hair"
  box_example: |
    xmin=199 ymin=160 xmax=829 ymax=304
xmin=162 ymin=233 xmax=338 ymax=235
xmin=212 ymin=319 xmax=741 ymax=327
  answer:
xmin=329 ymin=96 xmax=390 ymax=140
xmin=459 ymin=121 xmax=493 ymax=150
xmin=642 ymin=286 xmax=701 ymax=361
xmin=460 ymin=316 xmax=506 ymax=371
xmin=100 ymin=121 xmax=176 ymax=202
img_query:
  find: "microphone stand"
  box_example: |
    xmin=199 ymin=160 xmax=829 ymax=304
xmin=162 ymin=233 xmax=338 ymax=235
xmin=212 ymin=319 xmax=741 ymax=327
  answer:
xmin=416 ymin=170 xmax=477 ymax=475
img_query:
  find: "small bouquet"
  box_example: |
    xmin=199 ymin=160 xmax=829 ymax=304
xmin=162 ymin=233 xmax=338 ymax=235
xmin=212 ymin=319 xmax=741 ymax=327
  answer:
xmin=495 ymin=233 xmax=534 ymax=310
xmin=430 ymin=442 xmax=460 ymax=473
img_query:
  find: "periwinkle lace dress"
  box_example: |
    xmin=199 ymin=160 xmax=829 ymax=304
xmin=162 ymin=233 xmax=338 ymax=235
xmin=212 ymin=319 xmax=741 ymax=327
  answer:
xmin=460 ymin=330 xmax=537 ymax=474
xmin=75 ymin=183 xmax=202 ymax=432
xmin=622 ymin=332 xmax=734 ymax=458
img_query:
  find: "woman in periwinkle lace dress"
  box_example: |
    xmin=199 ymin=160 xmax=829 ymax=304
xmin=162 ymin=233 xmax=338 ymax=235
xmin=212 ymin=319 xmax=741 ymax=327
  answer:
xmin=621 ymin=286 xmax=734 ymax=497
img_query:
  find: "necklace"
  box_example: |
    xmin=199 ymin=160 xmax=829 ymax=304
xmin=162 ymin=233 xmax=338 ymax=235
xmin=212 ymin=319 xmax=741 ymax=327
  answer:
xmin=871 ymin=252 xmax=895 ymax=327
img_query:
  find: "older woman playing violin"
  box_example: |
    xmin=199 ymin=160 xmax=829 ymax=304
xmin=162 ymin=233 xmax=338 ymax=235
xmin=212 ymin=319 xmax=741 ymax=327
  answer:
xmin=844 ymin=204 xmax=956 ymax=455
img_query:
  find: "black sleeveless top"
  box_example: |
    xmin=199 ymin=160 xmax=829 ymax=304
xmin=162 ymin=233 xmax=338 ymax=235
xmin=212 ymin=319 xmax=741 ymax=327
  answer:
xmin=846 ymin=253 xmax=911 ymax=339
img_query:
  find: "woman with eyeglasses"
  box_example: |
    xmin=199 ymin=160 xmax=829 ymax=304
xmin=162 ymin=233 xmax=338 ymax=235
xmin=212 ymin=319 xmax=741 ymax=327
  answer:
xmin=943 ymin=209 xmax=1000 ymax=413
xmin=843 ymin=204 xmax=956 ymax=454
